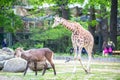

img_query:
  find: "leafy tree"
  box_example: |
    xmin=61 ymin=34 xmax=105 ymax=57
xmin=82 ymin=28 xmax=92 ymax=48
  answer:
xmin=30 ymin=25 xmax=71 ymax=52
xmin=110 ymin=0 xmax=118 ymax=49
xmin=30 ymin=26 xmax=71 ymax=41
xmin=28 ymin=0 xmax=85 ymax=19
xmin=0 ymin=0 xmax=23 ymax=33
xmin=0 ymin=0 xmax=24 ymax=47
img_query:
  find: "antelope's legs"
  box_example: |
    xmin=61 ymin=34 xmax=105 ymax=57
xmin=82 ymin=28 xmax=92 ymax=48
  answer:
xmin=42 ymin=62 xmax=47 ymax=75
xmin=34 ymin=61 xmax=37 ymax=75
xmin=24 ymin=61 xmax=30 ymax=76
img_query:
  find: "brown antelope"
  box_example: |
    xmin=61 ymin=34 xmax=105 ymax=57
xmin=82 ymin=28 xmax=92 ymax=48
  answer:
xmin=52 ymin=16 xmax=94 ymax=73
xmin=14 ymin=47 xmax=56 ymax=76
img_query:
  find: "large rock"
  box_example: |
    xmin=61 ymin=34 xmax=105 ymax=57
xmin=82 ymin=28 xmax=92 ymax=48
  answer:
xmin=0 ymin=49 xmax=2 ymax=54
xmin=2 ymin=47 xmax=14 ymax=55
xmin=0 ymin=60 xmax=6 ymax=70
xmin=2 ymin=58 xmax=27 ymax=72
xmin=0 ymin=54 xmax=14 ymax=61
xmin=0 ymin=48 xmax=14 ymax=70
xmin=0 ymin=54 xmax=14 ymax=70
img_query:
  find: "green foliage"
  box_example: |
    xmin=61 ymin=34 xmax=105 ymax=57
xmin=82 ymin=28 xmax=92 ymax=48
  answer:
xmin=87 ymin=20 xmax=98 ymax=27
xmin=118 ymin=0 xmax=120 ymax=16
xmin=88 ymin=0 xmax=111 ymax=7
xmin=80 ymin=21 xmax=89 ymax=29
xmin=82 ymin=0 xmax=111 ymax=20
xmin=12 ymin=39 xmax=35 ymax=50
xmin=70 ymin=17 xmax=89 ymax=29
xmin=0 ymin=11 xmax=23 ymax=33
xmin=117 ymin=36 xmax=120 ymax=50
xmin=69 ymin=0 xmax=84 ymax=3
xmin=30 ymin=25 xmax=72 ymax=52
xmin=0 ymin=0 xmax=13 ymax=7
xmin=28 ymin=0 xmax=84 ymax=5
xmin=0 ymin=0 xmax=23 ymax=33
xmin=34 ymin=43 xmax=43 ymax=48
xmin=28 ymin=0 xmax=44 ymax=5
xmin=30 ymin=25 xmax=71 ymax=41
xmin=12 ymin=42 xmax=23 ymax=49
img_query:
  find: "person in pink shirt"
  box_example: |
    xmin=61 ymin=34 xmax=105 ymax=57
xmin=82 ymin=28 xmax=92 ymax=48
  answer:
xmin=102 ymin=41 xmax=108 ymax=56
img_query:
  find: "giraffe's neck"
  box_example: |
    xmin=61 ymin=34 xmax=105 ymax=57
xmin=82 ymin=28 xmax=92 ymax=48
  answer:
xmin=60 ymin=18 xmax=76 ymax=32
xmin=60 ymin=18 xmax=84 ymax=32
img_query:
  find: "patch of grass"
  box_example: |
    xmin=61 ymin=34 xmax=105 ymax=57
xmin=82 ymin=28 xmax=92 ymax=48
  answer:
xmin=0 ymin=60 xmax=120 ymax=80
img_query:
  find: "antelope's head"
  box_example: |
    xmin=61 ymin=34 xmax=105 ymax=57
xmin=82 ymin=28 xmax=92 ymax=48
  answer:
xmin=52 ymin=15 xmax=62 ymax=28
xmin=14 ymin=47 xmax=24 ymax=57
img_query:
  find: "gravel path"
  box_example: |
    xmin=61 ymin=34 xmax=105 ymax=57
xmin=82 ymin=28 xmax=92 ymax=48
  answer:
xmin=54 ymin=56 xmax=120 ymax=62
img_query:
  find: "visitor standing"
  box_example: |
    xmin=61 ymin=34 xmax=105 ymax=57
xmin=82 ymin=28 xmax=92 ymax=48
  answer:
xmin=2 ymin=38 xmax=7 ymax=48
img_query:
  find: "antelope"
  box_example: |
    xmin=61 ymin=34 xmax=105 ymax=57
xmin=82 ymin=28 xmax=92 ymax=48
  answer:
xmin=14 ymin=47 xmax=56 ymax=76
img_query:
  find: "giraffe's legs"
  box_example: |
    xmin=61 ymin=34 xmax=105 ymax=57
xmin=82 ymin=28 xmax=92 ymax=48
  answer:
xmin=85 ymin=46 xmax=93 ymax=73
xmin=77 ymin=47 xmax=88 ymax=73
xmin=87 ymin=55 xmax=92 ymax=73
xmin=78 ymin=59 xmax=88 ymax=73
xmin=73 ymin=59 xmax=77 ymax=73
xmin=73 ymin=46 xmax=78 ymax=73
xmin=73 ymin=46 xmax=88 ymax=73
xmin=87 ymin=50 xmax=92 ymax=73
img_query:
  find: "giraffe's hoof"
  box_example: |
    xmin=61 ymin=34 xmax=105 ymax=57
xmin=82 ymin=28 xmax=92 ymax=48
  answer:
xmin=85 ymin=69 xmax=89 ymax=74
xmin=86 ymin=68 xmax=91 ymax=74
xmin=85 ymin=70 xmax=91 ymax=74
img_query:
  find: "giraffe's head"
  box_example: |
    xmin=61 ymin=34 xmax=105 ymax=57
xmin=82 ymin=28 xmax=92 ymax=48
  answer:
xmin=52 ymin=16 xmax=62 ymax=28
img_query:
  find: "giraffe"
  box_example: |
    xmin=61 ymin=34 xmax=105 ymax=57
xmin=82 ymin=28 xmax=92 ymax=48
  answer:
xmin=52 ymin=16 xmax=94 ymax=73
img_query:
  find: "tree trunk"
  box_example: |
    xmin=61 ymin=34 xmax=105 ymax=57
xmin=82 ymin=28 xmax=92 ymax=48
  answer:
xmin=110 ymin=0 xmax=118 ymax=49
xmin=75 ymin=6 xmax=82 ymax=17
xmin=100 ymin=5 xmax=109 ymax=42
xmin=88 ymin=5 xmax=96 ymax=36
xmin=60 ymin=5 xmax=69 ymax=20
xmin=0 ymin=27 xmax=4 ymax=47
xmin=56 ymin=0 xmax=70 ymax=19
xmin=88 ymin=5 xmax=96 ymax=53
